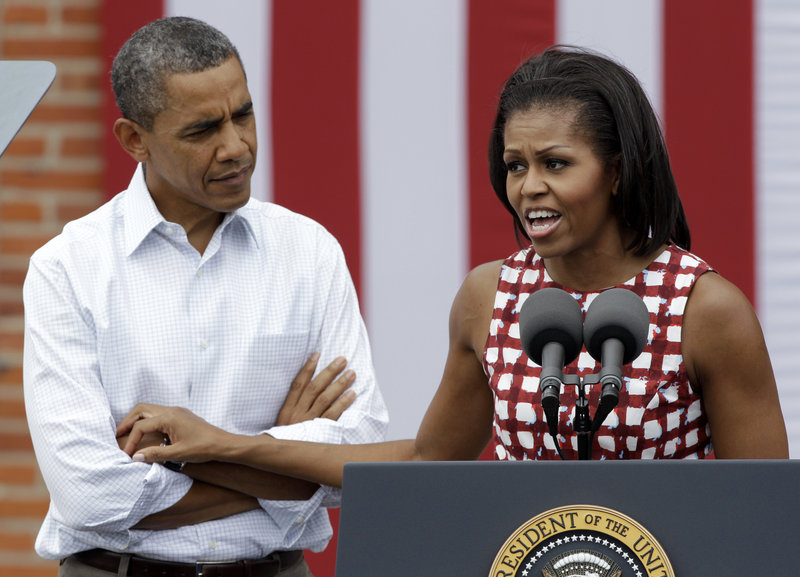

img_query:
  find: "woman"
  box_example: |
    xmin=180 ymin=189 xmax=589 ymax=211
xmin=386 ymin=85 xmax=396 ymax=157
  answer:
xmin=120 ymin=46 xmax=789 ymax=486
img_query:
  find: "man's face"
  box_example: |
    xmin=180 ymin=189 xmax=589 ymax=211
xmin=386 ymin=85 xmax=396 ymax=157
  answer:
xmin=138 ymin=56 xmax=257 ymax=229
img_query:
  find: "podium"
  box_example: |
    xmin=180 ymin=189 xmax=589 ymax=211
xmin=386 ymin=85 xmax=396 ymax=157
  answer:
xmin=0 ymin=60 xmax=56 ymax=157
xmin=335 ymin=460 xmax=799 ymax=576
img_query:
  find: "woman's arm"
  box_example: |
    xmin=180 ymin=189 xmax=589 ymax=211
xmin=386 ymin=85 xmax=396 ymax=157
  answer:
xmin=682 ymin=272 xmax=788 ymax=458
xmin=413 ymin=260 xmax=500 ymax=460
xmin=118 ymin=261 xmax=503 ymax=487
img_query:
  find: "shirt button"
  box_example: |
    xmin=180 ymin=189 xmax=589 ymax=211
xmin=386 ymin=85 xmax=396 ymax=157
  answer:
xmin=295 ymin=516 xmax=305 ymax=525
xmin=200 ymin=340 xmax=209 ymax=349
xmin=196 ymin=269 xmax=203 ymax=277
xmin=209 ymin=540 xmax=217 ymax=549
xmin=165 ymin=226 xmax=174 ymax=235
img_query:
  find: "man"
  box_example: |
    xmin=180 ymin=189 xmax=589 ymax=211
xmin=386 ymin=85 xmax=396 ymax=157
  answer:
xmin=23 ymin=16 xmax=387 ymax=577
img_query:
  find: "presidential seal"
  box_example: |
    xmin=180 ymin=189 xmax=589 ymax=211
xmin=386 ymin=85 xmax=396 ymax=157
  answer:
xmin=489 ymin=505 xmax=674 ymax=577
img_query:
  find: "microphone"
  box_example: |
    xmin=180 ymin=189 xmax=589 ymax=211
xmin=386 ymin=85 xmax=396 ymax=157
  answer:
xmin=519 ymin=288 xmax=584 ymax=448
xmin=583 ymin=288 xmax=650 ymax=430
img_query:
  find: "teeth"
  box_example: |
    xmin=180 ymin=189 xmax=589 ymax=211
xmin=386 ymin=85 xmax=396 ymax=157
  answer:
xmin=527 ymin=209 xmax=561 ymax=231
xmin=527 ymin=209 xmax=560 ymax=219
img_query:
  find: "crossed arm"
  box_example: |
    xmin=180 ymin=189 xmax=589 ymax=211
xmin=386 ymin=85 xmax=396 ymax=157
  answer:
xmin=121 ymin=354 xmax=357 ymax=530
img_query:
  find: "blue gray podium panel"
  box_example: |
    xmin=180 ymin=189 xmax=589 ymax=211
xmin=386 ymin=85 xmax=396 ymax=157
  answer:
xmin=336 ymin=460 xmax=799 ymax=576
xmin=0 ymin=60 xmax=56 ymax=157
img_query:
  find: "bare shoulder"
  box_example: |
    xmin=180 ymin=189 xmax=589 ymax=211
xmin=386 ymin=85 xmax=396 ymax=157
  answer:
xmin=452 ymin=260 xmax=503 ymax=317
xmin=684 ymin=272 xmax=758 ymax=336
xmin=682 ymin=271 xmax=766 ymax=387
xmin=450 ymin=260 xmax=504 ymax=354
xmin=461 ymin=260 xmax=504 ymax=296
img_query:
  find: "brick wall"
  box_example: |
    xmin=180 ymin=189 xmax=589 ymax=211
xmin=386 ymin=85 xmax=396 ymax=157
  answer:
xmin=0 ymin=0 xmax=104 ymax=574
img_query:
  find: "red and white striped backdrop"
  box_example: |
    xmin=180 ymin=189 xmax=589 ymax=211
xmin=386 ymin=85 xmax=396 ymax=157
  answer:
xmin=101 ymin=1 xmax=800 ymax=459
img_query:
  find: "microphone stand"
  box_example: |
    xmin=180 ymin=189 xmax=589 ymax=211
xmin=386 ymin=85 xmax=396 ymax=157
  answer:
xmin=574 ymin=381 xmax=593 ymax=461
xmin=550 ymin=373 xmax=611 ymax=461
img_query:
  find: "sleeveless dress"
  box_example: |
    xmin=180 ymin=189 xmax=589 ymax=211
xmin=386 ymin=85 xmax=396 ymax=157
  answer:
xmin=482 ymin=245 xmax=715 ymax=460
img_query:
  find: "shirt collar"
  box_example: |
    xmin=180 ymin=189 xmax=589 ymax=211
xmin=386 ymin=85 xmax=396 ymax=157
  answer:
xmin=123 ymin=163 xmax=261 ymax=256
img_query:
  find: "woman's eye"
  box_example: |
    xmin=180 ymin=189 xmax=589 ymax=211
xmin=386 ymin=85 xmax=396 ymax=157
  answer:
xmin=545 ymin=158 xmax=568 ymax=170
xmin=505 ymin=160 xmax=525 ymax=172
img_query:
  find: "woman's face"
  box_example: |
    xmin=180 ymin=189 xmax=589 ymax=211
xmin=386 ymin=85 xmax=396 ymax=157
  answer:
xmin=503 ymin=105 xmax=621 ymax=264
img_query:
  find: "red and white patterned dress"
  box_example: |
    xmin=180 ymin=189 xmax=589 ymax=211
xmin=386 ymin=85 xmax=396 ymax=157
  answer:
xmin=483 ymin=245 xmax=715 ymax=460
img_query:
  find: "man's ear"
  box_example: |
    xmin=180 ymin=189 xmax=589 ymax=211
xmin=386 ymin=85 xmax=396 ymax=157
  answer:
xmin=113 ymin=118 xmax=149 ymax=163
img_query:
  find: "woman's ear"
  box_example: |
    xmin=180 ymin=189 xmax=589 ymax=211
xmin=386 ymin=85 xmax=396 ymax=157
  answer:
xmin=113 ymin=118 xmax=149 ymax=163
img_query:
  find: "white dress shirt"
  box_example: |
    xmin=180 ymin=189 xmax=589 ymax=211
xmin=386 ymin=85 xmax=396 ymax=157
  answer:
xmin=23 ymin=164 xmax=388 ymax=561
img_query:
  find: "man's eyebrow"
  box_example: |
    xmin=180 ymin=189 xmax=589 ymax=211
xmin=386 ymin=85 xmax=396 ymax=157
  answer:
xmin=180 ymin=101 xmax=253 ymax=134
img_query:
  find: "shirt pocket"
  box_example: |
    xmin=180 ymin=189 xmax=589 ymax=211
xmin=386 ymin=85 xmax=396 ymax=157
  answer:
xmin=214 ymin=332 xmax=311 ymax=433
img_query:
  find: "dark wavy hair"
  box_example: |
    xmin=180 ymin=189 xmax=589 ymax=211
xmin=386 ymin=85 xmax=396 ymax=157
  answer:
xmin=488 ymin=45 xmax=690 ymax=256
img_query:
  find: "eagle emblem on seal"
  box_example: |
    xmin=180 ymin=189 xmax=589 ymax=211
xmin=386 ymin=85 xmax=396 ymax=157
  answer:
xmin=541 ymin=549 xmax=621 ymax=577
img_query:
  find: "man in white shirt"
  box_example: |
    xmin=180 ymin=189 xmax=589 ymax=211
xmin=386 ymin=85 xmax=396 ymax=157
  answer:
xmin=23 ymin=16 xmax=388 ymax=577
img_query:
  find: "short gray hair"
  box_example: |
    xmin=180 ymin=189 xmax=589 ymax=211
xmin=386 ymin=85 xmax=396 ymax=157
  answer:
xmin=111 ymin=16 xmax=243 ymax=130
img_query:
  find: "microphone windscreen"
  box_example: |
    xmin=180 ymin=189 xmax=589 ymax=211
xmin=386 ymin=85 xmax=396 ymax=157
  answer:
xmin=519 ymin=288 xmax=584 ymax=366
xmin=583 ymin=288 xmax=650 ymax=365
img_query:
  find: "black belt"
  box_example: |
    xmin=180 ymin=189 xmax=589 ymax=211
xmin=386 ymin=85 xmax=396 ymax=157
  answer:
xmin=72 ymin=549 xmax=303 ymax=577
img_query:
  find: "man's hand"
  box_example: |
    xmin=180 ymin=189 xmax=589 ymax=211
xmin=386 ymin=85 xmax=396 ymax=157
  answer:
xmin=276 ymin=354 xmax=357 ymax=426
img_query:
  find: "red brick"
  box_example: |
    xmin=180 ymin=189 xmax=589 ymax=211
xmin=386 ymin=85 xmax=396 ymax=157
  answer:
xmin=0 ymin=433 xmax=34 ymax=451
xmin=1 ymin=170 xmax=101 ymax=190
xmin=0 ymin=366 xmax=23 ymax=386
xmin=61 ymin=137 xmax=100 ymax=157
xmin=2 ymin=5 xmax=48 ymax=24
xmin=62 ymin=6 xmax=100 ymax=25
xmin=0 ymin=528 xmax=35 ymax=550
xmin=0 ymin=463 xmax=38 ymax=485
xmin=1 ymin=537 xmax=37 ymax=557
xmin=0 ymin=201 xmax=43 ymax=222
xmin=0 ymin=397 xmax=25 ymax=419
xmin=60 ymin=72 xmax=103 ymax=93
xmin=0 ymin=332 xmax=24 ymax=351
xmin=0 ymin=235 xmax=55 ymax=255
xmin=57 ymin=201 xmax=102 ymax=223
xmin=0 ymin=566 xmax=58 ymax=577
xmin=0 ymin=497 xmax=49 ymax=517
xmin=0 ymin=267 xmax=28 ymax=286
xmin=2 ymin=138 xmax=46 ymax=157
xmin=0 ymin=300 xmax=25 ymax=316
xmin=28 ymin=105 xmax=100 ymax=124
xmin=2 ymin=38 xmax=100 ymax=58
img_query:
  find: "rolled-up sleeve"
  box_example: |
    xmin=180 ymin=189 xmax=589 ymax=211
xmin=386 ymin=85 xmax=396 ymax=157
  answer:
xmin=23 ymin=252 xmax=192 ymax=545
